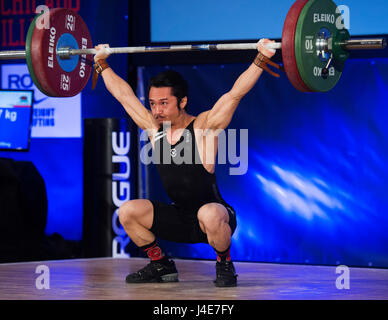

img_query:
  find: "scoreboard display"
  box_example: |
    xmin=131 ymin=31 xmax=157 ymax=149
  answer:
xmin=0 ymin=90 xmax=33 ymax=151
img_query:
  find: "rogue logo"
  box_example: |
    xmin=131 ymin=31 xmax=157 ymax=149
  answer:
xmin=111 ymin=130 xmax=131 ymax=258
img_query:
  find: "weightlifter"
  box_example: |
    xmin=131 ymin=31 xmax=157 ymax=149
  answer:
xmin=93 ymin=39 xmax=277 ymax=287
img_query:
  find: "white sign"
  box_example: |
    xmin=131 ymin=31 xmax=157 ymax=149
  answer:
xmin=1 ymin=64 xmax=81 ymax=138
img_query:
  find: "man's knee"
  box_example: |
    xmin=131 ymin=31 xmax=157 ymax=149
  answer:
xmin=119 ymin=199 xmax=152 ymax=227
xmin=198 ymin=203 xmax=229 ymax=234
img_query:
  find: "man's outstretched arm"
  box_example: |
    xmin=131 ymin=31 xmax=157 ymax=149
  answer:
xmin=202 ymin=39 xmax=277 ymax=130
xmin=94 ymin=45 xmax=158 ymax=132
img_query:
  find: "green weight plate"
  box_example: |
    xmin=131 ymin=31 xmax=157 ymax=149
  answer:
xmin=295 ymin=0 xmax=345 ymax=92
xmin=25 ymin=12 xmax=51 ymax=96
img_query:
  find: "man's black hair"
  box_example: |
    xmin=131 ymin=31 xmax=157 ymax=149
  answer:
xmin=148 ymin=70 xmax=189 ymax=111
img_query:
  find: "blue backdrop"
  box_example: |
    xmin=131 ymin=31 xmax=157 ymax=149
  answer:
xmin=140 ymin=58 xmax=388 ymax=268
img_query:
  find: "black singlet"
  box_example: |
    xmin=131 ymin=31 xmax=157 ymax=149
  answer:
xmin=153 ymin=119 xmax=229 ymax=211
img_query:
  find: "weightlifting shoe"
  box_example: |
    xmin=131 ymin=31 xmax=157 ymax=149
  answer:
xmin=214 ymin=260 xmax=238 ymax=287
xmin=125 ymin=259 xmax=179 ymax=283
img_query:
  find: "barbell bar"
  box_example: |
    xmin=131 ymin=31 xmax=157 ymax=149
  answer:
xmin=0 ymin=51 xmax=28 ymax=60
xmin=0 ymin=39 xmax=385 ymax=61
xmin=58 ymin=38 xmax=385 ymax=59
xmin=343 ymin=39 xmax=386 ymax=50
xmin=0 ymin=0 xmax=386 ymax=97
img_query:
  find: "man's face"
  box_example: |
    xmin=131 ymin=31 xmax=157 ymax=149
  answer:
xmin=149 ymin=86 xmax=183 ymax=124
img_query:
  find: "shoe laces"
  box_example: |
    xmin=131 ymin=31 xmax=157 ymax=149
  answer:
xmin=216 ymin=261 xmax=236 ymax=274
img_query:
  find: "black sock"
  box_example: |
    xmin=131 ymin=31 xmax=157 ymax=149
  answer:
xmin=214 ymin=245 xmax=231 ymax=262
xmin=140 ymin=240 xmax=168 ymax=263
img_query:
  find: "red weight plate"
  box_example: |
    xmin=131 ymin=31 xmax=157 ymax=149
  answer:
xmin=282 ymin=0 xmax=312 ymax=92
xmin=30 ymin=8 xmax=93 ymax=97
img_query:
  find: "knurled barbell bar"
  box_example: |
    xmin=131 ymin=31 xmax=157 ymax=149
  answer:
xmin=0 ymin=0 xmax=386 ymax=97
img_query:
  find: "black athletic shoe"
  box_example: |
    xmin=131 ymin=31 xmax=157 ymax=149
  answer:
xmin=214 ymin=261 xmax=238 ymax=287
xmin=125 ymin=259 xmax=179 ymax=283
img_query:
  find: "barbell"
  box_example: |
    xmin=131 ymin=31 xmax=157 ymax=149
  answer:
xmin=0 ymin=0 xmax=386 ymax=97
